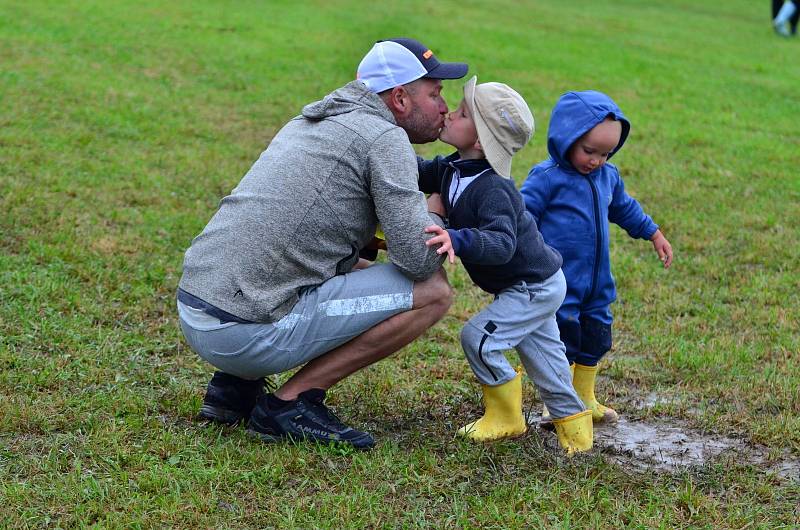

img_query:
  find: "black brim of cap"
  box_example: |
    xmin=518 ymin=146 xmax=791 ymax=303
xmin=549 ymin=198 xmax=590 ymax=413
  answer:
xmin=423 ymin=62 xmax=468 ymax=80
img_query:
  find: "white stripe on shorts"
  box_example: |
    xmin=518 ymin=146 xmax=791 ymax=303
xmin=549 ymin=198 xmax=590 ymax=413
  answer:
xmin=318 ymin=293 xmax=413 ymax=317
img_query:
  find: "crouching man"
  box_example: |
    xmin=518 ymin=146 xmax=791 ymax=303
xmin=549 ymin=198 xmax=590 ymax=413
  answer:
xmin=177 ymin=38 xmax=468 ymax=449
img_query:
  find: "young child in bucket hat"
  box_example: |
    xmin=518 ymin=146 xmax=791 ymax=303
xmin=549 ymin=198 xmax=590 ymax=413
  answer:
xmin=419 ymin=77 xmax=592 ymax=454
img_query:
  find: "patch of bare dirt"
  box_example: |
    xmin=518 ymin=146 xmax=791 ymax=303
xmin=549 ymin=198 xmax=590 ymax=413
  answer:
xmin=535 ymin=402 xmax=799 ymax=481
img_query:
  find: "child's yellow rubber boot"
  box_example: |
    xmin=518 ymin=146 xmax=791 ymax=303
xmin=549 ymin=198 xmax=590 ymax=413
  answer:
xmin=573 ymin=363 xmax=618 ymax=423
xmin=457 ymin=372 xmax=527 ymax=442
xmin=552 ymin=409 xmax=593 ymax=455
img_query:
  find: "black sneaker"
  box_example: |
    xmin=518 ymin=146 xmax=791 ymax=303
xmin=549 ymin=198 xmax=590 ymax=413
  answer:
xmin=246 ymin=389 xmax=375 ymax=449
xmin=198 ymin=371 xmax=268 ymax=425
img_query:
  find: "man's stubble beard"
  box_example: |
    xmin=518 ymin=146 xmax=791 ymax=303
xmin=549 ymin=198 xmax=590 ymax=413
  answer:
xmin=398 ymin=105 xmax=441 ymax=144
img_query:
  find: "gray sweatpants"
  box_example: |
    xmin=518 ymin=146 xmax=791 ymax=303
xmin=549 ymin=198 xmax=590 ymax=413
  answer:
xmin=460 ymin=269 xmax=585 ymax=419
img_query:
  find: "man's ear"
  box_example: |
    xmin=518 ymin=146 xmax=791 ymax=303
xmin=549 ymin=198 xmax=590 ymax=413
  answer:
xmin=384 ymin=86 xmax=411 ymax=117
xmin=474 ymin=139 xmax=483 ymax=151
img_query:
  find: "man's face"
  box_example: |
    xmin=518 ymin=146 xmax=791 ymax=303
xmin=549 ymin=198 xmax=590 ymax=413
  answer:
xmin=397 ymin=79 xmax=448 ymax=144
xmin=568 ymin=118 xmax=622 ymax=175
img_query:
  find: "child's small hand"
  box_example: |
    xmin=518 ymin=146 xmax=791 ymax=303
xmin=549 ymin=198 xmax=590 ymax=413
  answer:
xmin=427 ymin=193 xmax=446 ymax=217
xmin=651 ymin=229 xmax=673 ymax=268
xmin=424 ymin=224 xmax=455 ymax=264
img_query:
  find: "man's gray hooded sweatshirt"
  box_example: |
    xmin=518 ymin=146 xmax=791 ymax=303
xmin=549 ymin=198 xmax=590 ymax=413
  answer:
xmin=179 ymin=81 xmax=445 ymax=323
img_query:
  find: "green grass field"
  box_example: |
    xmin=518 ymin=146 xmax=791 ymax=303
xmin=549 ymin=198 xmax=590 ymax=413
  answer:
xmin=2 ymin=0 xmax=799 ymax=527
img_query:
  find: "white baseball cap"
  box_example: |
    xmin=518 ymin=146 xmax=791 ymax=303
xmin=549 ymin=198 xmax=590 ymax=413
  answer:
xmin=357 ymin=38 xmax=468 ymax=93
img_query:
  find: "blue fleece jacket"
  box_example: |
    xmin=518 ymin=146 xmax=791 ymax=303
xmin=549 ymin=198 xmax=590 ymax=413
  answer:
xmin=520 ymin=91 xmax=657 ymax=322
xmin=419 ymin=154 xmax=562 ymax=294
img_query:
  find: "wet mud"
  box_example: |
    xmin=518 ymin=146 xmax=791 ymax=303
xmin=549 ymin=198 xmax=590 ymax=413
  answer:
xmin=593 ymin=417 xmax=799 ymax=480
xmin=539 ymin=394 xmax=800 ymax=480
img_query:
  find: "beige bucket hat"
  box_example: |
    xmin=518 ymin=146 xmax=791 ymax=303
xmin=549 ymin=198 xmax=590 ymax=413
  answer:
xmin=464 ymin=75 xmax=534 ymax=178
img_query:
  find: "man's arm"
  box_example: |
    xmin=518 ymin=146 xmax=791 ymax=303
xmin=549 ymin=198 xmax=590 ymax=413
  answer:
xmin=368 ymin=129 xmax=445 ymax=280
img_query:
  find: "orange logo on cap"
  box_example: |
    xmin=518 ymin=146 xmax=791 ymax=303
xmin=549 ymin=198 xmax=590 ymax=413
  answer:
xmin=423 ymin=50 xmax=433 ymax=59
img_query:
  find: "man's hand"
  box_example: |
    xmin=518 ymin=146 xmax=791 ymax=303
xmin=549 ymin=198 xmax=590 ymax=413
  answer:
xmin=651 ymin=229 xmax=673 ymax=268
xmin=424 ymin=224 xmax=455 ymax=264
xmin=427 ymin=193 xmax=446 ymax=217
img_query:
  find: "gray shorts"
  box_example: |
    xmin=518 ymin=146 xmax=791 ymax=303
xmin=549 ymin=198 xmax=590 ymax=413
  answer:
xmin=179 ymin=263 xmax=414 ymax=380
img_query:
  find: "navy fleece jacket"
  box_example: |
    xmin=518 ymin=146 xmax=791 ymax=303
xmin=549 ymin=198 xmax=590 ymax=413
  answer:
xmin=419 ymin=154 xmax=562 ymax=294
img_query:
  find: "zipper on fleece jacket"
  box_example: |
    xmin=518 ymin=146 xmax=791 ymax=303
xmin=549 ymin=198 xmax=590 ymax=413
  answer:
xmin=582 ymin=174 xmax=602 ymax=303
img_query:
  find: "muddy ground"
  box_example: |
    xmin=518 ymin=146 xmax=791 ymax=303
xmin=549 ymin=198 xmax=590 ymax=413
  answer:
xmin=537 ymin=392 xmax=799 ymax=481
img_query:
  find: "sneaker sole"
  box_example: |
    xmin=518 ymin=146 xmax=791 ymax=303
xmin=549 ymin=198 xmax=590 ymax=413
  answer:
xmin=245 ymin=428 xmax=285 ymax=443
xmin=245 ymin=428 xmax=375 ymax=450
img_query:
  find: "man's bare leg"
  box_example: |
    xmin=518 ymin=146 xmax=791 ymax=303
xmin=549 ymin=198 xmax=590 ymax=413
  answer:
xmin=275 ymin=268 xmax=452 ymax=400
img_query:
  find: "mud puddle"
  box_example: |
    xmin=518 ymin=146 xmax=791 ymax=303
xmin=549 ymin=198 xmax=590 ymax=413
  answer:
xmin=597 ymin=418 xmax=797 ymax=478
xmin=545 ymin=413 xmax=800 ymax=480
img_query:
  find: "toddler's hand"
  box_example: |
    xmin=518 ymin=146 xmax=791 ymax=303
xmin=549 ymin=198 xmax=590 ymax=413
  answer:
xmin=424 ymin=224 xmax=455 ymax=264
xmin=651 ymin=229 xmax=673 ymax=268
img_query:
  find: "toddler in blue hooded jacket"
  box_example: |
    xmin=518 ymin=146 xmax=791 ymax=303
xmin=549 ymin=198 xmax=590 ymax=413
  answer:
xmin=520 ymin=91 xmax=673 ymax=424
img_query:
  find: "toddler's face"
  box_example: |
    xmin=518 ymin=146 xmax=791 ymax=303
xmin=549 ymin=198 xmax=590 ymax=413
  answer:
xmin=568 ymin=118 xmax=622 ymax=175
xmin=439 ymin=98 xmax=479 ymax=151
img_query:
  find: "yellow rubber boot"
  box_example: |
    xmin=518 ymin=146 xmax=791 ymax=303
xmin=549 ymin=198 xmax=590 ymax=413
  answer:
xmin=573 ymin=363 xmax=618 ymax=423
xmin=457 ymin=372 xmax=527 ymax=442
xmin=552 ymin=409 xmax=593 ymax=455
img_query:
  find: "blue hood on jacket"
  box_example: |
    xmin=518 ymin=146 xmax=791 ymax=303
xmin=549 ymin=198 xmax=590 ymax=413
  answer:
xmin=547 ymin=91 xmax=630 ymax=171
